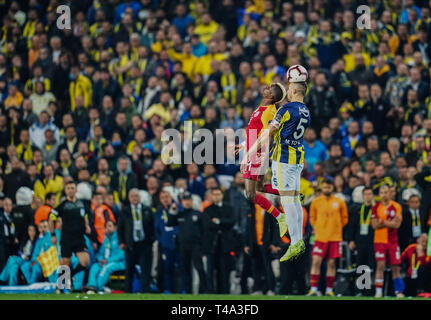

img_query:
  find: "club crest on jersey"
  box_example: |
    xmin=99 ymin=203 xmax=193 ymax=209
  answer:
xmin=274 ymin=112 xmax=282 ymax=122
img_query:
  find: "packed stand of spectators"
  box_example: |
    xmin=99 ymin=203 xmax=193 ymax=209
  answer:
xmin=0 ymin=0 xmax=430 ymax=297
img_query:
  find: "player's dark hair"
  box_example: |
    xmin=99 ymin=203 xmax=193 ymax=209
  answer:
xmin=45 ymin=192 xmax=56 ymax=201
xmin=65 ymin=180 xmax=77 ymax=186
xmin=271 ymin=84 xmax=284 ymax=103
xmin=322 ymin=178 xmax=334 ymax=186
xmin=362 ymin=187 xmax=373 ymax=194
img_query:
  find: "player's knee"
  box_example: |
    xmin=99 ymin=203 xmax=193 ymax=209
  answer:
xmin=327 ymin=259 xmax=336 ymax=268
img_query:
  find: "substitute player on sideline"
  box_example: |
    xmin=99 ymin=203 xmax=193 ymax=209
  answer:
xmin=371 ymin=185 xmax=405 ymax=298
xmin=244 ymin=65 xmax=310 ymax=262
xmin=49 ymin=181 xmax=92 ymax=290
xmin=239 ymin=82 xmax=288 ymax=237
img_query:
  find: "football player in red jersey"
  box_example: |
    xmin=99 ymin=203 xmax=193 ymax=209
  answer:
xmin=237 ymin=82 xmax=288 ymax=237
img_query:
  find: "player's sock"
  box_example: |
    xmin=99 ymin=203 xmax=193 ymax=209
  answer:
xmin=294 ymin=195 xmax=303 ymax=239
xmin=280 ymin=196 xmax=300 ymax=244
xmin=393 ymin=277 xmax=405 ymax=294
xmin=71 ymin=263 xmax=87 ymax=277
xmin=264 ymin=184 xmax=280 ymax=195
xmin=326 ymin=276 xmax=335 ymax=293
xmin=254 ymin=194 xmax=281 ymax=219
xmin=310 ymin=274 xmax=320 ymax=292
xmin=375 ymin=279 xmax=384 ymax=295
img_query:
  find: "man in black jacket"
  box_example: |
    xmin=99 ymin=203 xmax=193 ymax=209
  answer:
xmin=202 ymin=187 xmax=236 ymax=294
xmin=111 ymin=156 xmax=138 ymax=206
xmin=167 ymin=192 xmax=207 ymax=293
xmin=118 ymin=189 xmax=155 ymax=293
xmin=245 ymin=195 xmax=280 ymax=295
xmin=346 ymin=187 xmax=375 ymax=296
xmin=398 ymin=194 xmax=426 ymax=252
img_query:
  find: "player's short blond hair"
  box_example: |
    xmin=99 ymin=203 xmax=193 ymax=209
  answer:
xmin=289 ymin=82 xmax=307 ymax=97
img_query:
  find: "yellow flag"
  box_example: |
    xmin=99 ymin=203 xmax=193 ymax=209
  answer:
xmin=37 ymin=246 xmax=60 ymax=278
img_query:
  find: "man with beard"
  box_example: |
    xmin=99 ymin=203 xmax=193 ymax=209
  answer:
xmin=341 ymin=121 xmax=361 ymax=159
xmin=322 ymin=144 xmax=350 ymax=177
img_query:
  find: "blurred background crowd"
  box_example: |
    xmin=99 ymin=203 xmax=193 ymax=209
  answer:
xmin=0 ymin=0 xmax=430 ymax=297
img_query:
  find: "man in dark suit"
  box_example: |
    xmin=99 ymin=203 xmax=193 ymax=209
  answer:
xmin=244 ymin=195 xmax=280 ymax=295
xmin=111 ymin=156 xmax=138 ymax=206
xmin=118 ymin=189 xmax=155 ymax=293
xmin=398 ymin=194 xmax=427 ymax=252
xmin=202 ymin=187 xmax=236 ymax=294
xmin=166 ymin=192 xmax=207 ymax=294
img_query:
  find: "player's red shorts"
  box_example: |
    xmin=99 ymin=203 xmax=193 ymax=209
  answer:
xmin=243 ymin=162 xmax=261 ymax=181
xmin=374 ymin=242 xmax=401 ymax=265
xmin=312 ymin=241 xmax=341 ymax=259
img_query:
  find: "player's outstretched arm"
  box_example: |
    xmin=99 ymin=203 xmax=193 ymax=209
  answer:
xmin=243 ymin=125 xmax=277 ymax=164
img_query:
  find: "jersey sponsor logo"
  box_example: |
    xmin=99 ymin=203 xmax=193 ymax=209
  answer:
xmin=272 ymin=176 xmax=278 ymax=187
xmin=313 ymin=246 xmax=323 ymax=254
xmin=375 ymin=252 xmax=385 ymax=259
xmin=80 ymin=208 xmax=85 ymax=217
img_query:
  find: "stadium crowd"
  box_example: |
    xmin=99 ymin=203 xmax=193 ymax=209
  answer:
xmin=0 ymin=0 xmax=430 ymax=297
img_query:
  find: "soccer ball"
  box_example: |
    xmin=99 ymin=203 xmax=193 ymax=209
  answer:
xmin=286 ymin=65 xmax=308 ymax=83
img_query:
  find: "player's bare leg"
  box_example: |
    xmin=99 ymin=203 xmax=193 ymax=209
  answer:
xmin=244 ymin=178 xmax=283 ymax=222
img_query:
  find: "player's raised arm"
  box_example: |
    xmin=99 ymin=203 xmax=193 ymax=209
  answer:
xmin=243 ymin=123 xmax=278 ymax=163
xmin=242 ymin=83 xmax=286 ymax=163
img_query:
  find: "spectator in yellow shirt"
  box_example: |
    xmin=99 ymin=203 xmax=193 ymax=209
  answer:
xmin=145 ymin=91 xmax=173 ymax=126
xmin=167 ymin=42 xmax=198 ymax=80
xmin=194 ymin=40 xmax=229 ymax=77
xmin=194 ymin=13 xmax=219 ymax=45
xmin=343 ymin=41 xmax=371 ymax=73
xmin=34 ymin=164 xmax=64 ymax=207
xmin=69 ymin=65 xmax=92 ymax=112
xmin=4 ymin=84 xmax=23 ymax=109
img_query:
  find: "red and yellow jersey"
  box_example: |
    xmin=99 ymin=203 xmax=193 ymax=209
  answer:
xmin=309 ymin=195 xmax=348 ymax=242
xmin=246 ymin=104 xmax=277 ymax=154
xmin=401 ymin=244 xmax=428 ymax=277
xmin=371 ymin=200 xmax=402 ymax=244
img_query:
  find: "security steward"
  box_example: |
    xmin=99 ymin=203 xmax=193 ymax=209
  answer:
xmin=167 ymin=191 xmax=207 ymax=293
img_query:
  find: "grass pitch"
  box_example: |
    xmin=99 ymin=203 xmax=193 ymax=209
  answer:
xmin=0 ymin=293 xmax=426 ymax=300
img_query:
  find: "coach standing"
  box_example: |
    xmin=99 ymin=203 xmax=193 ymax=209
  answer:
xmin=118 ymin=189 xmax=155 ymax=293
xmin=202 ymin=187 xmax=236 ymax=294
xmin=166 ymin=191 xmax=207 ymax=293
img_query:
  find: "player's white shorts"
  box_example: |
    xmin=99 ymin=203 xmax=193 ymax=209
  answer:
xmin=271 ymin=161 xmax=303 ymax=192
